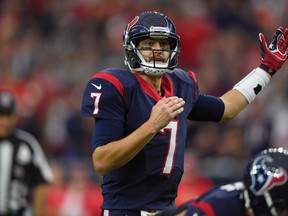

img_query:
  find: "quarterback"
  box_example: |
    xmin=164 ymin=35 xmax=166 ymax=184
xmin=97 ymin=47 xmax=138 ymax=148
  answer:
xmin=81 ymin=11 xmax=288 ymax=216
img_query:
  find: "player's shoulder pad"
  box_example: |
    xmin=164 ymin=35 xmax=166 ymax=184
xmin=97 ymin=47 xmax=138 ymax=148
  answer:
xmin=91 ymin=68 xmax=134 ymax=82
xmin=216 ymin=181 xmax=244 ymax=199
xmin=90 ymin=68 xmax=138 ymax=92
xmin=171 ymin=68 xmax=198 ymax=85
xmin=82 ymin=68 xmax=137 ymax=118
xmin=219 ymin=181 xmax=245 ymax=192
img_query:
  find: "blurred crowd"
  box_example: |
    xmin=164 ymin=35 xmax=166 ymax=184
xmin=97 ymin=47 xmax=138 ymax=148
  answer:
xmin=1 ymin=0 xmax=288 ymax=212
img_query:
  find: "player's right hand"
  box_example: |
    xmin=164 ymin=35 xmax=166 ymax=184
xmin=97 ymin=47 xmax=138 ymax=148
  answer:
xmin=149 ymin=96 xmax=185 ymax=132
xmin=259 ymin=26 xmax=288 ymax=76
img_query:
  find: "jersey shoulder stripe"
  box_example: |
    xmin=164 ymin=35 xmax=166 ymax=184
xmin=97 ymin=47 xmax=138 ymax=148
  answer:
xmin=91 ymin=68 xmax=136 ymax=101
xmin=14 ymin=129 xmax=54 ymax=182
xmin=187 ymin=71 xmax=198 ymax=85
xmin=92 ymin=72 xmax=125 ymax=99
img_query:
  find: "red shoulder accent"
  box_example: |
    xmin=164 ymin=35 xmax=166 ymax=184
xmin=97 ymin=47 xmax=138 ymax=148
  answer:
xmin=191 ymin=200 xmax=216 ymax=216
xmin=92 ymin=72 xmax=125 ymax=99
xmin=187 ymin=71 xmax=199 ymax=97
xmin=187 ymin=71 xmax=198 ymax=85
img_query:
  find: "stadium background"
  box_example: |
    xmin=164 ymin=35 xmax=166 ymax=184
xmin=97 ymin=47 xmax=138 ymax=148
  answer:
xmin=1 ymin=0 xmax=288 ymax=212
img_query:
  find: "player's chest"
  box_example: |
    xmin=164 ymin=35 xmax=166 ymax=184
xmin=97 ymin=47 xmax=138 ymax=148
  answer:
xmin=125 ymin=88 xmax=191 ymax=129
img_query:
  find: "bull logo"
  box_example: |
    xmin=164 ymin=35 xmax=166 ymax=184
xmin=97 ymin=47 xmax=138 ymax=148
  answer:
xmin=249 ymin=155 xmax=287 ymax=195
xmin=124 ymin=16 xmax=139 ymax=46
xmin=126 ymin=16 xmax=139 ymax=32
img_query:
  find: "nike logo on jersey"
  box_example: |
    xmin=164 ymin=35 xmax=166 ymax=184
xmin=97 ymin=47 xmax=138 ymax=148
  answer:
xmin=91 ymin=83 xmax=102 ymax=90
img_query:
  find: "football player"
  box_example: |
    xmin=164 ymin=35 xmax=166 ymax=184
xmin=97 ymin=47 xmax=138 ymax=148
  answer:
xmin=81 ymin=11 xmax=288 ymax=216
xmin=156 ymin=147 xmax=288 ymax=216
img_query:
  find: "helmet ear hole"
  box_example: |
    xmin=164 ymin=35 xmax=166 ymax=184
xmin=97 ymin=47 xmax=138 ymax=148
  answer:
xmin=169 ymin=38 xmax=177 ymax=50
xmin=125 ymin=49 xmax=139 ymax=69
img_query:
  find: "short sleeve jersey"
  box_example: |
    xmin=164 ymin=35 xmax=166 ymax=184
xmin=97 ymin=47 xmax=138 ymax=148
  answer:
xmin=81 ymin=68 xmax=200 ymax=209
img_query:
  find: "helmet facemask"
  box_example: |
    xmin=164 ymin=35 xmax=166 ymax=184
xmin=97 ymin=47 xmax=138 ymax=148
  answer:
xmin=244 ymin=189 xmax=279 ymax=216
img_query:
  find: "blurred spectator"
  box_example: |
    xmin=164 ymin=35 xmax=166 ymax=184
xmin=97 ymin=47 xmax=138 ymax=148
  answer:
xmin=187 ymin=123 xmax=220 ymax=157
xmin=45 ymin=160 xmax=67 ymax=216
xmin=243 ymin=98 xmax=272 ymax=156
xmin=176 ymin=150 xmax=214 ymax=205
xmin=217 ymin=122 xmax=245 ymax=158
xmin=45 ymin=160 xmax=102 ymax=216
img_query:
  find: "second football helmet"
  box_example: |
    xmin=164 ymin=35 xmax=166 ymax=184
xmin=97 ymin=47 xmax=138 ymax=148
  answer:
xmin=243 ymin=147 xmax=288 ymax=216
xmin=123 ymin=11 xmax=181 ymax=76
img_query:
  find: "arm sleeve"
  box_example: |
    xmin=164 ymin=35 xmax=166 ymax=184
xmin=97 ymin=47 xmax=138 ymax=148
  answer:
xmin=188 ymin=94 xmax=224 ymax=122
xmin=91 ymin=118 xmax=124 ymax=151
xmin=82 ymin=73 xmax=127 ymax=151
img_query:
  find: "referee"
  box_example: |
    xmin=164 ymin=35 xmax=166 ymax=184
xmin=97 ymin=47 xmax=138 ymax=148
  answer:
xmin=0 ymin=89 xmax=53 ymax=216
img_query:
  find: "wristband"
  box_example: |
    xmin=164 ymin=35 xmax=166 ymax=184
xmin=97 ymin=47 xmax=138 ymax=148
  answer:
xmin=259 ymin=63 xmax=277 ymax=76
xmin=233 ymin=67 xmax=270 ymax=103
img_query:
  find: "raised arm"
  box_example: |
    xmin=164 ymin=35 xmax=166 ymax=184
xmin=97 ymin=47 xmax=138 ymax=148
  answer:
xmin=221 ymin=26 xmax=288 ymax=121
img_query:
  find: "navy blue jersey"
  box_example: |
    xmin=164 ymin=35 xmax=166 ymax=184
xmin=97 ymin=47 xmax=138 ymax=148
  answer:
xmin=158 ymin=182 xmax=246 ymax=216
xmin=81 ymin=68 xmax=223 ymax=210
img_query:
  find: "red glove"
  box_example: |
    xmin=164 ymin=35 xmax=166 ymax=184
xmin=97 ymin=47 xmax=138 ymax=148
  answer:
xmin=259 ymin=26 xmax=288 ymax=76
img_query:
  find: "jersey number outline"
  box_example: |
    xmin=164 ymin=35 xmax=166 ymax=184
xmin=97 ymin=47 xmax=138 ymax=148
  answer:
xmin=161 ymin=121 xmax=178 ymax=175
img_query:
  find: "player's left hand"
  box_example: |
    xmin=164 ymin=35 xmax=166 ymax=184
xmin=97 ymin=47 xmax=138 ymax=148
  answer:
xmin=149 ymin=96 xmax=185 ymax=132
xmin=259 ymin=26 xmax=288 ymax=76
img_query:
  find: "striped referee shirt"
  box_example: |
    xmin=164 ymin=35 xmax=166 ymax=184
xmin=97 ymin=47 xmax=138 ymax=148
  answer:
xmin=0 ymin=129 xmax=53 ymax=215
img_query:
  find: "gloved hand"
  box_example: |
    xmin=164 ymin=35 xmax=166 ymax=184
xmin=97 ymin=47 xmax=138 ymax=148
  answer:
xmin=259 ymin=26 xmax=288 ymax=76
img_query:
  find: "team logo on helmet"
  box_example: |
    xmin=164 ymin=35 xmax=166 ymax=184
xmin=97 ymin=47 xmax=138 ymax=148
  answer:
xmin=124 ymin=16 xmax=139 ymax=46
xmin=249 ymin=155 xmax=288 ymax=195
xmin=126 ymin=16 xmax=139 ymax=32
